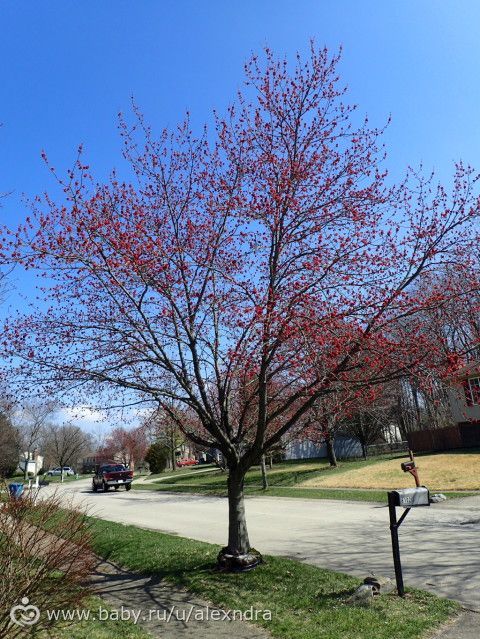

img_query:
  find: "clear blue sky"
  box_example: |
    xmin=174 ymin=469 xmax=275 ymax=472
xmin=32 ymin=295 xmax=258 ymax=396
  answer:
xmin=2 ymin=0 xmax=480 ymax=207
xmin=2 ymin=0 xmax=480 ymax=322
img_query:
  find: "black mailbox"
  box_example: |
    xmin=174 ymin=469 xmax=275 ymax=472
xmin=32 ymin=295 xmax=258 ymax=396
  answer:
xmin=388 ymin=484 xmax=431 ymax=597
xmin=391 ymin=487 xmax=430 ymax=508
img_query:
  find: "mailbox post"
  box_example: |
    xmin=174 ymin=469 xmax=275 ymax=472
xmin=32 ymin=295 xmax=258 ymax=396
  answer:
xmin=387 ymin=487 xmax=430 ymax=596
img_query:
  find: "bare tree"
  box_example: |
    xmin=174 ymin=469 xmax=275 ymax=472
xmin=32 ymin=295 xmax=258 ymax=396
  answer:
xmin=12 ymin=401 xmax=57 ymax=479
xmin=341 ymin=389 xmax=396 ymax=458
xmin=42 ymin=424 xmax=92 ymax=481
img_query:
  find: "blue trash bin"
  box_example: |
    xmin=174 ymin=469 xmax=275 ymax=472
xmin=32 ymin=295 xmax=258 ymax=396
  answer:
xmin=8 ymin=483 xmax=24 ymax=499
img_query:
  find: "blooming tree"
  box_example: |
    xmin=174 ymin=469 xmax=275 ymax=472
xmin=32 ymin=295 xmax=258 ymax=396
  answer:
xmin=97 ymin=425 xmax=148 ymax=469
xmin=3 ymin=46 xmax=480 ymax=569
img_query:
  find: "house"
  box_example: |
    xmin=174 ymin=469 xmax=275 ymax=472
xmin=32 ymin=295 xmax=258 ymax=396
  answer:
xmin=81 ymin=455 xmax=109 ymax=473
xmin=448 ymin=362 xmax=480 ymax=425
xmin=286 ymin=435 xmax=363 ymax=460
xmin=406 ymin=362 xmax=480 ymax=450
xmin=18 ymin=450 xmax=44 ymax=476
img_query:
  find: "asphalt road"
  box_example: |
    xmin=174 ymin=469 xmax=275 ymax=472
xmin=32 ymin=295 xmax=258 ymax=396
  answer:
xmin=44 ymin=478 xmax=480 ymax=611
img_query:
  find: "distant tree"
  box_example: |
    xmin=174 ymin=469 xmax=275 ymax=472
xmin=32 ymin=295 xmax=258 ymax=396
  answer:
xmin=97 ymin=425 xmax=148 ymax=468
xmin=12 ymin=401 xmax=57 ymax=479
xmin=143 ymin=408 xmax=188 ymax=471
xmin=0 ymin=411 xmax=20 ymax=478
xmin=42 ymin=424 xmax=92 ymax=480
xmin=341 ymin=388 xmax=396 ymax=458
xmin=344 ymin=409 xmax=387 ymax=459
xmin=144 ymin=443 xmax=169 ymax=474
xmin=301 ymin=394 xmax=345 ymax=467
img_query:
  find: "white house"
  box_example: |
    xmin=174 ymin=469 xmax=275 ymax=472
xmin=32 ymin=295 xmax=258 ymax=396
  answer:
xmin=448 ymin=362 xmax=480 ymax=425
xmin=18 ymin=450 xmax=44 ymax=476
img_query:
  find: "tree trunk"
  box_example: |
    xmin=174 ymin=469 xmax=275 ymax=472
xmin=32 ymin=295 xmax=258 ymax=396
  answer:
xmin=23 ymin=449 xmax=30 ymax=481
xmin=325 ymin=433 xmax=337 ymax=467
xmin=217 ymin=466 xmax=262 ymax=571
xmin=359 ymin=414 xmax=367 ymax=460
xmin=169 ymin=430 xmax=177 ymax=471
xmin=227 ymin=468 xmax=250 ymax=554
xmin=411 ymin=381 xmax=422 ymax=430
xmin=260 ymin=455 xmax=268 ymax=490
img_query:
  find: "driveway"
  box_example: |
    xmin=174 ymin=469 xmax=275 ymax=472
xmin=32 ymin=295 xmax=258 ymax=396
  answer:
xmin=44 ymin=479 xmax=480 ymax=610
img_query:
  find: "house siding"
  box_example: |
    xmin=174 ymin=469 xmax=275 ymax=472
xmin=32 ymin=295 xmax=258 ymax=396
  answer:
xmin=286 ymin=436 xmax=363 ymax=460
xmin=448 ymin=385 xmax=480 ymax=423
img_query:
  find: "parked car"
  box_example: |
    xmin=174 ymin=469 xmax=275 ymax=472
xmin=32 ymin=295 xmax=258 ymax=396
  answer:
xmin=176 ymin=457 xmax=199 ymax=467
xmin=46 ymin=466 xmax=75 ymax=476
xmin=92 ymin=463 xmax=133 ymax=492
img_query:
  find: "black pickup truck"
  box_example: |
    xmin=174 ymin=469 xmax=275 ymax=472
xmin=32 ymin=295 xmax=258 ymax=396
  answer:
xmin=92 ymin=464 xmax=133 ymax=492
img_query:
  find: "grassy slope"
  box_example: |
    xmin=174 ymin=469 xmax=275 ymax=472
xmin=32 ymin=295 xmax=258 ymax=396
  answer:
xmin=134 ymin=456 xmax=478 ymax=502
xmin=134 ymin=481 xmax=394 ymax=502
xmin=146 ymin=464 xmax=215 ymax=480
xmin=302 ymin=451 xmax=480 ymax=490
xmin=88 ymin=518 xmax=459 ymax=639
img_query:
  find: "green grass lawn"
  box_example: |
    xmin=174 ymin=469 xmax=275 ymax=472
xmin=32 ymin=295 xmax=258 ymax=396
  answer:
xmin=146 ymin=463 xmax=215 ymax=480
xmin=134 ymin=481 xmax=393 ymax=502
xmin=87 ymin=517 xmax=459 ymax=639
xmin=134 ymin=457 xmax=478 ymax=502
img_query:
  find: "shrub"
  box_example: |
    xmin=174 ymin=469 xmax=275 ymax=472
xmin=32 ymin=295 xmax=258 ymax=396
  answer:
xmin=0 ymin=486 xmax=94 ymax=638
xmin=144 ymin=443 xmax=168 ymax=474
xmin=0 ymin=414 xmax=21 ymax=479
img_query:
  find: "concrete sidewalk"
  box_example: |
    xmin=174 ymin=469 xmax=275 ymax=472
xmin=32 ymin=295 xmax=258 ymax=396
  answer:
xmin=432 ymin=611 xmax=480 ymax=639
xmin=89 ymin=558 xmax=270 ymax=639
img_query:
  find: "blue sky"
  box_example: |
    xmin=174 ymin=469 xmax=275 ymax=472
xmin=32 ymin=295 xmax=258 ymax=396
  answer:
xmin=2 ymin=0 xmax=480 ymax=205
xmin=1 ymin=1 xmax=480 ymax=430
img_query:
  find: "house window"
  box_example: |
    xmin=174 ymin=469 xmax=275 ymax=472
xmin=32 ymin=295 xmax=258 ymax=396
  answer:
xmin=464 ymin=377 xmax=480 ymax=406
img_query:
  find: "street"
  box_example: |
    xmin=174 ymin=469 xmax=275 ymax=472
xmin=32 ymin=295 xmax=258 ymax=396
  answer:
xmin=45 ymin=479 xmax=480 ymax=611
